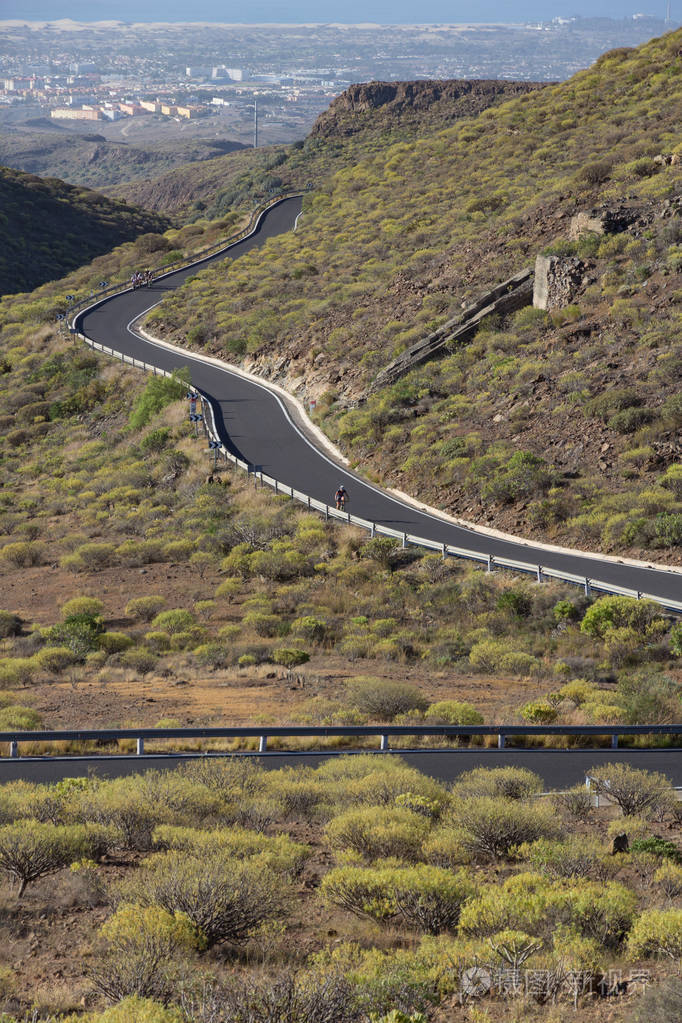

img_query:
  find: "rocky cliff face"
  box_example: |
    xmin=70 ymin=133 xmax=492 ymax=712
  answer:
xmin=310 ymin=79 xmax=551 ymax=138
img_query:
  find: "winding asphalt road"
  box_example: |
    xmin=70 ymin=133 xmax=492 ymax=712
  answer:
xmin=76 ymin=195 xmax=682 ymax=607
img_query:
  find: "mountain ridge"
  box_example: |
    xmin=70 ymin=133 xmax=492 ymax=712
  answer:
xmin=0 ymin=165 xmax=171 ymax=295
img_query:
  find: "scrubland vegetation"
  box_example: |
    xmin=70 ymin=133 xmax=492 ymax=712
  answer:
xmin=142 ymin=31 xmax=682 ymax=560
xmin=0 ymin=285 xmax=680 ymax=740
xmin=0 ymin=31 xmax=680 ymax=1021
xmin=0 ymin=167 xmax=170 ymax=296
xmin=0 ymin=758 xmax=680 ymax=1019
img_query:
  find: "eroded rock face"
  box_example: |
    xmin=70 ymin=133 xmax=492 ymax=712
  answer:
xmin=533 ymin=255 xmax=585 ymax=311
xmin=569 ymin=211 xmax=608 ymax=241
xmin=310 ymin=79 xmax=551 ymax=138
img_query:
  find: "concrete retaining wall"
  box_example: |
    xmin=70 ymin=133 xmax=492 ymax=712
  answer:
xmin=371 ymin=267 xmax=533 ymax=392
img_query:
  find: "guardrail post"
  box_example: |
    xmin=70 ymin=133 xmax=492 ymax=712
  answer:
xmin=9 ymin=740 xmax=18 ymax=758
xmin=370 ymin=523 xmax=376 ymax=538
xmin=585 ymin=774 xmax=599 ymax=808
xmin=584 ymin=578 xmax=591 ymax=596
xmin=441 ymin=543 xmax=446 ymax=560
xmin=307 ymin=496 xmax=311 ymax=509
xmin=136 ymin=738 xmax=145 ymax=756
xmin=487 ymin=554 xmax=494 ymax=573
xmin=324 ymin=505 xmax=329 ymax=521
xmin=274 ymin=480 xmax=278 ymax=494
xmin=380 ymin=734 xmax=389 ymax=751
xmin=611 ymin=733 xmax=619 ymax=749
xmin=402 ymin=533 xmax=407 ymax=549
xmin=498 ymin=732 xmax=506 ymax=749
xmin=536 ymin=565 xmax=543 ymax=583
xmin=259 ymin=735 xmax=268 ymax=753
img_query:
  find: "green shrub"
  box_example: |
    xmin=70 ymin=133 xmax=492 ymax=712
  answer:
xmin=291 ymin=615 xmax=329 ymax=643
xmin=580 ymin=596 xmax=664 ymax=639
xmin=0 ymin=611 xmax=22 ymax=638
xmin=424 ymin=701 xmax=483 ymax=726
xmin=451 ymin=767 xmax=543 ymax=801
xmin=151 ymin=609 xmax=195 ymax=635
xmin=656 ymin=512 xmax=682 ymax=548
xmin=163 ymin=539 xmax=195 ymax=562
xmin=567 ymin=880 xmax=637 ymax=948
xmin=450 ymin=797 xmax=560 ymax=861
xmin=344 ymin=677 xmax=428 ymax=720
xmin=99 ymin=632 xmax=134 ymax=655
xmin=608 ymin=406 xmax=654 ymax=433
xmin=520 ymin=700 xmax=558 ymax=724
xmin=126 ymin=596 xmax=167 ymax=622
xmin=60 ymin=596 xmax=103 ymax=620
xmin=458 ymin=871 xmax=557 ymax=936
xmin=140 ymin=427 xmax=172 ymax=454
xmin=496 ymin=590 xmax=532 ymax=618
xmin=321 ymin=864 xmax=475 ymax=933
xmin=628 ymin=908 xmax=682 ymax=960
xmin=519 ymin=836 xmax=611 ymax=880
xmin=152 ymin=824 xmax=309 ymax=876
xmin=325 ymin=806 xmax=430 ymax=862
xmin=91 ymin=902 xmax=200 ymax=1003
xmin=422 ymin=826 xmax=472 ymax=868
xmin=552 ymin=785 xmax=593 ymax=822
xmin=128 ymin=370 xmax=189 ymax=430
xmin=0 ymin=542 xmax=42 ymax=568
xmin=671 ymin=623 xmax=682 ymax=658
xmin=91 ymin=996 xmax=183 ymax=1023
xmin=480 ymin=451 xmax=554 ymax=504
xmin=271 ymin=648 xmax=309 ymax=668
xmin=0 ymin=705 xmax=42 ymax=730
xmin=43 ymin=613 xmax=103 ymax=658
xmin=654 ymin=861 xmax=682 ymax=899
xmin=587 ymin=764 xmax=672 ymax=817
xmin=66 ymin=542 xmax=117 ymax=572
xmin=243 ymin=611 xmax=283 ymax=638
xmin=119 ymin=648 xmax=158 ymax=674
xmin=123 ymin=851 xmax=285 ymax=947
xmin=0 ymin=820 xmax=114 ymax=897
xmin=192 ymin=643 xmax=229 ymax=669
xmin=0 ymin=658 xmax=36 ymax=688
xmin=629 ymin=837 xmax=681 ymax=863
xmin=33 ymin=646 xmax=77 ymax=672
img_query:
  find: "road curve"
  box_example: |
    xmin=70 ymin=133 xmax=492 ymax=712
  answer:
xmin=76 ymin=196 xmax=682 ymax=607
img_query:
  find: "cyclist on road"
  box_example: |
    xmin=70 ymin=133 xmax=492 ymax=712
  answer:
xmin=335 ymin=484 xmax=349 ymax=511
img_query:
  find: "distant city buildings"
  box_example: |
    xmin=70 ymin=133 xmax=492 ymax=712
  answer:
xmin=1 ymin=16 xmax=677 ymax=147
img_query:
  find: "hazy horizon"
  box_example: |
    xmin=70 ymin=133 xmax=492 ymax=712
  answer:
xmin=0 ymin=2 xmax=676 ymax=25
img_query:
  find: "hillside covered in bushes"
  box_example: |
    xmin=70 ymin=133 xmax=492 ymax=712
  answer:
xmin=0 ymin=759 xmax=681 ymax=1019
xmin=0 ymin=166 xmax=170 ymax=295
xmin=143 ymin=30 xmax=682 ymax=562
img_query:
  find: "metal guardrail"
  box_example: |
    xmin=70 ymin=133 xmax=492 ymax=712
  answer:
xmin=66 ymin=197 xmax=682 ymax=616
xmin=64 ymin=191 xmax=305 ymax=327
xmin=3 ymin=723 xmax=682 ymax=759
xmin=197 ymin=396 xmax=682 ymax=612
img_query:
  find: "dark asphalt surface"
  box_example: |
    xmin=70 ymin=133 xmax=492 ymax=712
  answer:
xmin=2 ymin=749 xmax=682 ymax=789
xmin=76 ymin=195 xmax=682 ymax=605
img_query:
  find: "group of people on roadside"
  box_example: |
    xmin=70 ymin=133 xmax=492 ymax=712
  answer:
xmin=131 ymin=269 xmax=153 ymax=289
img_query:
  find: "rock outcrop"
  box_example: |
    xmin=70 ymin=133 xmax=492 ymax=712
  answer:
xmin=310 ymin=79 xmax=551 ymax=138
xmin=533 ymin=255 xmax=585 ymax=311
